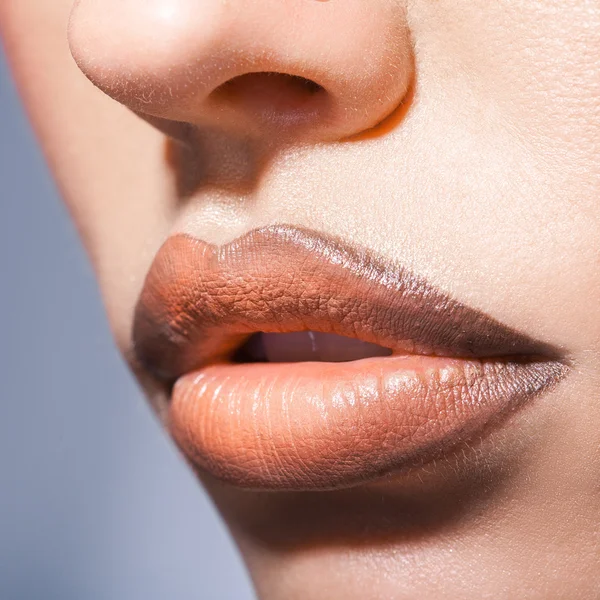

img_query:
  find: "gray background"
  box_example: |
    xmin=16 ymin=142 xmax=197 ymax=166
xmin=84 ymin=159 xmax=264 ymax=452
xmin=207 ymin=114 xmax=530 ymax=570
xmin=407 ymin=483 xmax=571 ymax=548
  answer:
xmin=0 ymin=49 xmax=254 ymax=600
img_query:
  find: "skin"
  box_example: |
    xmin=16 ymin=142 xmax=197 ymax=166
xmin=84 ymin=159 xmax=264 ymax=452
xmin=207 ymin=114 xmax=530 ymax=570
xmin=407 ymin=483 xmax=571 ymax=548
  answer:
xmin=2 ymin=0 xmax=600 ymax=597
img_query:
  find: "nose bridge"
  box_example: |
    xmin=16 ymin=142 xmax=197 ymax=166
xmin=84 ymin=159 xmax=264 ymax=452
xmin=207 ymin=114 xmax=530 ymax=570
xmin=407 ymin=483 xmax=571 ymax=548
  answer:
xmin=69 ymin=0 xmax=414 ymax=141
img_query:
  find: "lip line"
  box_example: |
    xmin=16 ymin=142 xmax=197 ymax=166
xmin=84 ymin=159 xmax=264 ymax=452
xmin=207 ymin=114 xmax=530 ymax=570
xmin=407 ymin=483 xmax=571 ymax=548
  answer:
xmin=132 ymin=224 xmax=565 ymax=383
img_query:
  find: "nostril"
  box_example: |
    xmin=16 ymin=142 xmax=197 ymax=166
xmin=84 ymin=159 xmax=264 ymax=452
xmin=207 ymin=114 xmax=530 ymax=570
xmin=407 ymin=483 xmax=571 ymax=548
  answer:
xmin=210 ymin=72 xmax=328 ymax=128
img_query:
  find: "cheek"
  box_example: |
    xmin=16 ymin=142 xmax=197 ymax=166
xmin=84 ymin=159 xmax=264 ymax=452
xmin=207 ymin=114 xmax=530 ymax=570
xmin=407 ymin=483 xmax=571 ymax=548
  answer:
xmin=385 ymin=0 xmax=600 ymax=343
xmin=411 ymin=1 xmax=600 ymax=151
xmin=1 ymin=0 xmax=184 ymax=353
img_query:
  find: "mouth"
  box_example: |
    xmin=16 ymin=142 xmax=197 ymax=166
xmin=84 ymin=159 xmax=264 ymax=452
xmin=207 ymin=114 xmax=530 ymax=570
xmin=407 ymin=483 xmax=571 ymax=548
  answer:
xmin=132 ymin=225 xmax=567 ymax=491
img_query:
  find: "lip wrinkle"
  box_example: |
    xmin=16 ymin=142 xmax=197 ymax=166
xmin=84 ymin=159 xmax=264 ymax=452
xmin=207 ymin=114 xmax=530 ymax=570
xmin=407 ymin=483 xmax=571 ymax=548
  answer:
xmin=131 ymin=224 xmax=568 ymax=490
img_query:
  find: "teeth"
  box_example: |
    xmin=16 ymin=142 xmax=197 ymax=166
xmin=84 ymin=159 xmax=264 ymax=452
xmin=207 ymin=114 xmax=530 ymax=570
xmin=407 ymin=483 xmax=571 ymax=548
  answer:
xmin=260 ymin=331 xmax=392 ymax=363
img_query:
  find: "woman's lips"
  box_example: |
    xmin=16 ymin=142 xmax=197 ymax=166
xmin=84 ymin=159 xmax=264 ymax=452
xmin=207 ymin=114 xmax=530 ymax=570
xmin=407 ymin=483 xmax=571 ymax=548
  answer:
xmin=132 ymin=225 xmax=567 ymax=491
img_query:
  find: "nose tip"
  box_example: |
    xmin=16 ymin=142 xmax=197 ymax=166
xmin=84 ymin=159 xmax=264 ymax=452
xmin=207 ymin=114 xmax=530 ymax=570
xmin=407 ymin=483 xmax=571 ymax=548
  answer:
xmin=69 ymin=0 xmax=414 ymax=142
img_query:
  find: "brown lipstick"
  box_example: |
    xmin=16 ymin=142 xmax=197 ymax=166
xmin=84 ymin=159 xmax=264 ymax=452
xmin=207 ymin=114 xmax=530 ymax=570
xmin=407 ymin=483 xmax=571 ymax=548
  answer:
xmin=133 ymin=225 xmax=567 ymax=490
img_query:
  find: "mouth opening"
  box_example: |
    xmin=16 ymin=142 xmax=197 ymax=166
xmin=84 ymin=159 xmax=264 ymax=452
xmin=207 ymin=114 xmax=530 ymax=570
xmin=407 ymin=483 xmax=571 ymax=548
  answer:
xmin=233 ymin=331 xmax=393 ymax=364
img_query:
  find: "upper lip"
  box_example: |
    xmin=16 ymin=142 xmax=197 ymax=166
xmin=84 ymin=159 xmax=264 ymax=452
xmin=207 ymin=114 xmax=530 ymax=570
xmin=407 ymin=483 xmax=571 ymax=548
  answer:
xmin=132 ymin=224 xmax=567 ymax=491
xmin=133 ymin=224 xmax=561 ymax=381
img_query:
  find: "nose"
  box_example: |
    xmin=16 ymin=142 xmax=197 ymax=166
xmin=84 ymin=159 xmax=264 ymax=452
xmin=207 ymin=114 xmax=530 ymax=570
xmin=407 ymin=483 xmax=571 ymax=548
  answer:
xmin=69 ymin=0 xmax=414 ymax=142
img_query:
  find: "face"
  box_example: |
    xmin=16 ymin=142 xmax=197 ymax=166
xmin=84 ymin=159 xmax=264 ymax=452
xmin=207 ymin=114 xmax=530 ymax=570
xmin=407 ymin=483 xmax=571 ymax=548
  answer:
xmin=3 ymin=0 xmax=600 ymax=597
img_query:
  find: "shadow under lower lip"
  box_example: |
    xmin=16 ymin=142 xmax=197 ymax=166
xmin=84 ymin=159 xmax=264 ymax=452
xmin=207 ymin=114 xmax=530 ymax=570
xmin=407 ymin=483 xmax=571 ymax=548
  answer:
xmin=212 ymin=443 xmax=520 ymax=551
xmin=169 ymin=356 xmax=567 ymax=491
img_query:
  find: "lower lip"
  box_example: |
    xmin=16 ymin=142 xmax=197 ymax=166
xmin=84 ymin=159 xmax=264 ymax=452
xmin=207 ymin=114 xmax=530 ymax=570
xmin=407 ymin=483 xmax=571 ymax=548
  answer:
xmin=168 ymin=355 xmax=564 ymax=491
